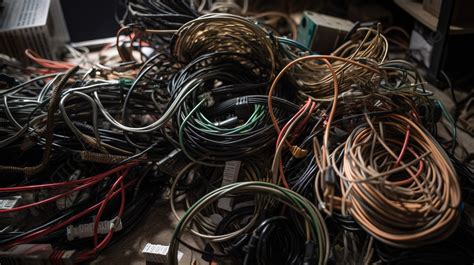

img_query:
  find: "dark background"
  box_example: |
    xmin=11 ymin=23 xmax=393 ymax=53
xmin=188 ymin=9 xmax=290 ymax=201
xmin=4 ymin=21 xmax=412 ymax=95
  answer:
xmin=61 ymin=0 xmax=120 ymax=42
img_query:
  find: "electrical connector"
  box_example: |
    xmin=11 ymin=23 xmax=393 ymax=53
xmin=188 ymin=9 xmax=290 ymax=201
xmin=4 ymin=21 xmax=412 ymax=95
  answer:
xmin=50 ymin=249 xmax=76 ymax=265
xmin=324 ymin=167 xmax=336 ymax=185
xmin=235 ymin=96 xmax=252 ymax=120
xmin=142 ymin=243 xmax=183 ymax=264
xmin=66 ymin=217 xmax=122 ymax=241
xmin=290 ymin=145 xmax=308 ymax=158
xmin=0 ymin=244 xmax=76 ymax=265
xmin=157 ymin=148 xmax=181 ymax=167
xmin=119 ymin=78 xmax=135 ymax=87
xmin=0 ymin=195 xmax=21 ymax=210
xmin=0 ymin=196 xmax=24 ymax=222
xmin=201 ymin=244 xmax=214 ymax=262
xmin=213 ymin=116 xmax=239 ymax=127
xmin=0 ymin=244 xmax=53 ymax=264
xmin=303 ymin=241 xmax=317 ymax=265
xmin=217 ymin=160 xmax=241 ymax=211
xmin=156 ymin=148 xmax=189 ymax=177
xmin=57 ymin=169 xmax=81 ymax=210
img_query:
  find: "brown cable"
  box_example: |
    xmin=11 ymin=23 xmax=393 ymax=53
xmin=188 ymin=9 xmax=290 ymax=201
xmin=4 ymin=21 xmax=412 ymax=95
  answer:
xmin=337 ymin=113 xmax=460 ymax=247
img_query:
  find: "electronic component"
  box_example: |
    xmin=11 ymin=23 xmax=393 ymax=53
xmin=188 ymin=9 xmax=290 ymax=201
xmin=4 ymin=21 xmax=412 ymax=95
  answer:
xmin=0 ymin=0 xmax=69 ymax=63
xmin=0 ymin=195 xmax=21 ymax=210
xmin=66 ymin=217 xmax=123 ymax=241
xmin=56 ymin=169 xmax=81 ymax=210
xmin=142 ymin=243 xmax=183 ymax=264
xmin=297 ymin=11 xmax=354 ymax=54
xmin=217 ymin=160 xmax=241 ymax=211
xmin=156 ymin=149 xmax=189 ymax=177
xmin=0 ymin=196 xmax=24 ymax=225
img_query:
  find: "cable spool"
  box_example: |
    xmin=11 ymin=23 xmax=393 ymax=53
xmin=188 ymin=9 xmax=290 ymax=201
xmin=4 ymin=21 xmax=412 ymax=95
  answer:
xmin=337 ymin=113 xmax=461 ymax=247
xmin=168 ymin=181 xmax=330 ymax=265
xmin=171 ymin=13 xmax=280 ymax=78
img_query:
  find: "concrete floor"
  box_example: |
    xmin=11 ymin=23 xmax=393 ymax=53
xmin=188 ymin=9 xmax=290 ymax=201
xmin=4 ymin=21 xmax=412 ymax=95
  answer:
xmin=94 ymin=83 xmax=473 ymax=265
xmin=92 ymin=205 xmax=195 ymax=265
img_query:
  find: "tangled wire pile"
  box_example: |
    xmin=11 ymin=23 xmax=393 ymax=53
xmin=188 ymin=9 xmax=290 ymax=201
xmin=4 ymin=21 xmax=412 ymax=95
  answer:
xmin=0 ymin=1 xmax=472 ymax=264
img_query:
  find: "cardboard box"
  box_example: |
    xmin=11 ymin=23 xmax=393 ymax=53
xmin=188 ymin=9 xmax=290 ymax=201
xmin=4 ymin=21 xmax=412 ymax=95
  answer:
xmin=297 ymin=11 xmax=354 ymax=54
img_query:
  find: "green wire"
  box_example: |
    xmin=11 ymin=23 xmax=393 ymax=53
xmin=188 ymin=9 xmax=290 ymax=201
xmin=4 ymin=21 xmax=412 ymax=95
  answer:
xmin=437 ymin=99 xmax=456 ymax=154
xmin=195 ymin=106 xmax=264 ymax=134
xmin=169 ymin=181 xmax=328 ymax=265
xmin=179 ymin=99 xmax=224 ymax=167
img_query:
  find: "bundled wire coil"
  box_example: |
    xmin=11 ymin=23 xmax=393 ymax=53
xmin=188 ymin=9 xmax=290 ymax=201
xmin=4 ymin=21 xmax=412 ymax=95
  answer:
xmin=168 ymin=181 xmax=330 ymax=265
xmin=122 ymin=0 xmax=200 ymax=30
xmin=335 ymin=113 xmax=461 ymax=247
xmin=287 ymin=26 xmax=388 ymax=101
xmin=171 ymin=13 xmax=280 ymax=77
xmin=169 ymin=159 xmax=269 ymax=240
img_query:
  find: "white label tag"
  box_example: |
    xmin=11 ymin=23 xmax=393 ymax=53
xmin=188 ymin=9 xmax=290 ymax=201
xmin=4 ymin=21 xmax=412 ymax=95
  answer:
xmin=142 ymin=243 xmax=183 ymax=263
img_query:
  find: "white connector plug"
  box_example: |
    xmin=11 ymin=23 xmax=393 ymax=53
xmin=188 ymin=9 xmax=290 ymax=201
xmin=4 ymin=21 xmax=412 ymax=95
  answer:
xmin=142 ymin=243 xmax=183 ymax=263
xmin=66 ymin=217 xmax=122 ymax=241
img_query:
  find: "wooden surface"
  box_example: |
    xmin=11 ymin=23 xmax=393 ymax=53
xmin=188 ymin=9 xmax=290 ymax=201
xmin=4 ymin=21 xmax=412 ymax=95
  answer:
xmin=394 ymin=0 xmax=474 ymax=34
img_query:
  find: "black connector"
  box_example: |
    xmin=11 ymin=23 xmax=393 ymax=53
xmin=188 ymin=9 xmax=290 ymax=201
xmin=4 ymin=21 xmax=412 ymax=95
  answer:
xmin=229 ymin=233 xmax=250 ymax=256
xmin=0 ymin=73 xmax=19 ymax=88
xmin=201 ymin=243 xmax=215 ymax=262
xmin=242 ymin=234 xmax=258 ymax=265
xmin=303 ymin=241 xmax=317 ymax=265
xmin=235 ymin=96 xmax=252 ymax=120
xmin=324 ymin=167 xmax=336 ymax=185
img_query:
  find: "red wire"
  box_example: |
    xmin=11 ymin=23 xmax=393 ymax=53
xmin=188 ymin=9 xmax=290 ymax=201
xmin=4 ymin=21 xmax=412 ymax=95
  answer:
xmin=0 ymin=163 xmax=135 ymax=193
xmin=0 ymin=177 xmax=104 ymax=213
xmin=24 ymin=49 xmax=75 ymax=69
xmin=78 ymin=169 xmax=129 ymax=261
xmin=278 ymin=162 xmax=289 ymax=189
xmin=275 ymin=98 xmax=312 ymax=188
xmin=403 ymin=147 xmax=424 ymax=183
xmin=276 ymin=98 xmax=311 ymax=145
xmin=93 ymin=169 xmax=128 ymax=246
xmin=7 ymin=178 xmax=138 ymax=248
xmin=0 ymin=164 xmax=136 ymax=214
xmin=129 ymin=33 xmax=138 ymax=62
xmin=394 ymin=125 xmax=411 ymax=168
xmin=392 ymin=145 xmax=424 ymax=186
xmin=292 ymin=101 xmax=316 ymax=139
